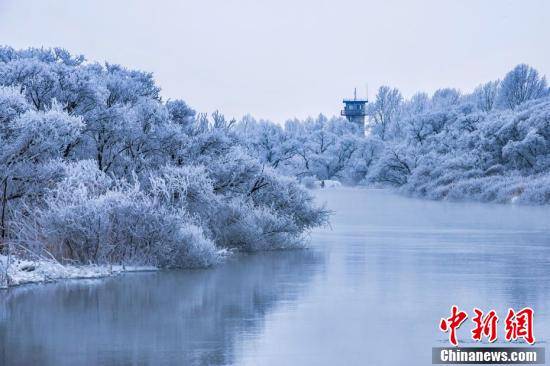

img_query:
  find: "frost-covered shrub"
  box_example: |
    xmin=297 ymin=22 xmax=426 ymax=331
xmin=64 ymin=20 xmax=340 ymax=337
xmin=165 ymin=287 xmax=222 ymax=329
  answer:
xmin=11 ymin=161 xmax=222 ymax=267
xmin=164 ymin=134 xmax=329 ymax=251
xmin=249 ymin=170 xmax=327 ymax=233
xmin=513 ymin=174 xmax=550 ymax=204
xmin=208 ymin=199 xmax=301 ymax=251
xmin=147 ymin=164 xmax=217 ymax=218
xmin=212 ymin=172 xmax=329 ymax=252
xmin=25 ymin=183 xmax=221 ymax=267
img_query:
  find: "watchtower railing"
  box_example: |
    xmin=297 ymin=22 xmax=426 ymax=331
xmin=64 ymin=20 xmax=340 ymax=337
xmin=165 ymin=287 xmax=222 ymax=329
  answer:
xmin=341 ymin=109 xmax=366 ymax=117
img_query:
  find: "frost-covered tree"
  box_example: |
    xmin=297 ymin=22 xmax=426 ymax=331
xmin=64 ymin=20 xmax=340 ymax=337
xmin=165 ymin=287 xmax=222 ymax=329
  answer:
xmin=431 ymin=88 xmax=461 ymax=109
xmin=166 ymin=99 xmax=196 ymax=130
xmin=497 ymin=64 xmax=547 ymax=109
xmin=0 ymin=98 xmax=82 ymax=246
xmin=472 ymin=80 xmax=500 ymax=112
xmin=366 ymin=86 xmax=403 ymax=140
xmin=402 ymin=92 xmax=430 ymax=117
xmin=236 ymin=117 xmax=297 ymax=169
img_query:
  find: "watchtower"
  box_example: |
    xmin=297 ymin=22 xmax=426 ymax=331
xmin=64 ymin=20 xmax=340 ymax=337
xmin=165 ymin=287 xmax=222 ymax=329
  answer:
xmin=341 ymin=88 xmax=367 ymax=132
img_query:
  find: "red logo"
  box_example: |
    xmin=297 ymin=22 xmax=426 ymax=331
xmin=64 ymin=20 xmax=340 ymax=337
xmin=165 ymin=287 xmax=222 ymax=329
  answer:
xmin=505 ymin=308 xmax=535 ymax=344
xmin=471 ymin=308 xmax=498 ymax=343
xmin=439 ymin=305 xmax=469 ymax=346
xmin=439 ymin=306 xmax=535 ymax=346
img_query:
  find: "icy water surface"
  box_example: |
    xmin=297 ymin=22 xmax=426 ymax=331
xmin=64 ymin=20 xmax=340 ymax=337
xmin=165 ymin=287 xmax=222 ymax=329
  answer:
xmin=1 ymin=188 xmax=550 ymax=365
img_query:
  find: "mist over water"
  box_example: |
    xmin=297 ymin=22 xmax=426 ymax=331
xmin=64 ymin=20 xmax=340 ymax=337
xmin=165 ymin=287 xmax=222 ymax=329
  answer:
xmin=2 ymin=188 xmax=550 ymax=365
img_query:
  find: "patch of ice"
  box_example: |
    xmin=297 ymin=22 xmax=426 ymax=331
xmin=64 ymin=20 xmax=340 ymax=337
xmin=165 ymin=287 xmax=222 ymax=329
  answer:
xmin=0 ymin=255 xmax=157 ymax=289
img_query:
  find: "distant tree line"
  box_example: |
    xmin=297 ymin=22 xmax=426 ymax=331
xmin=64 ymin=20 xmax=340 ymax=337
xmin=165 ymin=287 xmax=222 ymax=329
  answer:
xmin=237 ymin=64 xmax=550 ymax=204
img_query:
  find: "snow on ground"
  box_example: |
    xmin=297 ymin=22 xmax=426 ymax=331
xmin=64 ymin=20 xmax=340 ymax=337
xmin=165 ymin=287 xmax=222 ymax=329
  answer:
xmin=0 ymin=255 xmax=157 ymax=289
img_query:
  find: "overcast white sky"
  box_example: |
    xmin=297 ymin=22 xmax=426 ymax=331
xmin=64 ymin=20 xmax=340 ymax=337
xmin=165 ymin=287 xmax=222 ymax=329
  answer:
xmin=0 ymin=0 xmax=548 ymax=123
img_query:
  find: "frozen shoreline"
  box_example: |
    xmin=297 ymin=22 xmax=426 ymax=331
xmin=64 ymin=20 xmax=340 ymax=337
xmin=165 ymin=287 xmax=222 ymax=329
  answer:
xmin=0 ymin=255 xmax=157 ymax=289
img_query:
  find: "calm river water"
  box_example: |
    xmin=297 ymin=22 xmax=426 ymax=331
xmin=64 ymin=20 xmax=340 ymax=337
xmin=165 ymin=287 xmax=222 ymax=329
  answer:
xmin=1 ymin=188 xmax=550 ymax=365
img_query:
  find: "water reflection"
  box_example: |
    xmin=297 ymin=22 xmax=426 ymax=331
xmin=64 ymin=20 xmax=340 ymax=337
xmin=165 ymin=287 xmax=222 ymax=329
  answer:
xmin=234 ymin=189 xmax=550 ymax=365
xmin=0 ymin=250 xmax=324 ymax=366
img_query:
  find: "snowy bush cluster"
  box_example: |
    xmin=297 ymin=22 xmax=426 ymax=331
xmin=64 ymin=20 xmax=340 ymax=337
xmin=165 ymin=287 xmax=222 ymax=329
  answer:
xmin=0 ymin=47 xmax=328 ymax=269
xmin=237 ymin=64 xmax=550 ymax=204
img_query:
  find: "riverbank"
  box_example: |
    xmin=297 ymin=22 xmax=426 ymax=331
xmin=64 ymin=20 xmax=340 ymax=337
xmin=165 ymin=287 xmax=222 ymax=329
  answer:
xmin=0 ymin=255 xmax=157 ymax=289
